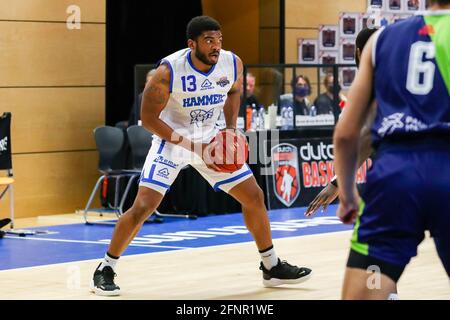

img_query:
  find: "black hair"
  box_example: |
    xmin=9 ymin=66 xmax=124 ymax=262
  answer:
xmin=186 ymin=16 xmax=221 ymax=40
xmin=355 ymin=27 xmax=379 ymax=67
xmin=291 ymin=75 xmax=311 ymax=90
xmin=355 ymin=27 xmax=379 ymax=53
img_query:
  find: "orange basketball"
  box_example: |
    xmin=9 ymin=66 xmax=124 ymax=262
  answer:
xmin=210 ymin=130 xmax=249 ymax=173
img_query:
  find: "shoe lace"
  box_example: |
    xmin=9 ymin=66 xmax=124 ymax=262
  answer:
xmin=260 ymin=260 xmax=293 ymax=271
xmin=279 ymin=260 xmax=306 ymax=275
xmin=280 ymin=260 xmax=295 ymax=268
xmin=102 ymin=267 xmax=117 ymax=285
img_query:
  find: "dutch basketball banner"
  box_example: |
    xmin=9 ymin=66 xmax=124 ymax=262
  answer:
xmin=265 ymin=137 xmax=371 ymax=209
xmin=271 ymin=143 xmax=301 ymax=207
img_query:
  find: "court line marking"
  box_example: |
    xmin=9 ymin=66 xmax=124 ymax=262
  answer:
xmin=0 ymin=230 xmax=352 ymax=273
xmin=3 ymin=236 xmax=189 ymax=249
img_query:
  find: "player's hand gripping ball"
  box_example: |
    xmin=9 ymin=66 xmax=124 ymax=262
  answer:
xmin=209 ymin=129 xmax=249 ymax=173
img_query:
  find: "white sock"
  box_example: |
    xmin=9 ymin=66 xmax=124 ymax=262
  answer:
xmin=388 ymin=293 xmax=399 ymax=300
xmin=99 ymin=252 xmax=119 ymax=271
xmin=259 ymin=246 xmax=279 ymax=270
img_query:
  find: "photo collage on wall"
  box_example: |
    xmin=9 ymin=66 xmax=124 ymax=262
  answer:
xmin=298 ymin=39 xmax=318 ymax=64
xmin=338 ymin=12 xmax=359 ymax=89
xmin=367 ymin=0 xmax=426 ymax=11
xmin=319 ymin=51 xmax=338 ymax=77
xmin=298 ymin=0 xmax=428 ymax=89
xmin=318 ymin=24 xmax=339 ymax=76
xmin=366 ymin=0 xmax=426 ymax=27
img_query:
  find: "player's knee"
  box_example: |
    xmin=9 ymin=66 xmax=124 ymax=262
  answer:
xmin=245 ymin=186 xmax=265 ymax=208
xmin=129 ymin=205 xmax=150 ymax=225
xmin=130 ymin=195 xmax=158 ymax=224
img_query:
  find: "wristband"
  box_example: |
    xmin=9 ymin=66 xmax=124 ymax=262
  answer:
xmin=330 ymin=176 xmax=338 ymax=187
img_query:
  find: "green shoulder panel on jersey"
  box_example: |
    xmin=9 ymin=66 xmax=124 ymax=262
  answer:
xmin=424 ymin=13 xmax=450 ymax=95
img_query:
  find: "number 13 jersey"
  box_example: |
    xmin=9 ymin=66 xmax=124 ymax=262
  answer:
xmin=156 ymin=48 xmax=237 ymax=144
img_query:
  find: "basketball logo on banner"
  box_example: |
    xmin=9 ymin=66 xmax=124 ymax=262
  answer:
xmin=271 ymin=143 xmax=300 ymax=207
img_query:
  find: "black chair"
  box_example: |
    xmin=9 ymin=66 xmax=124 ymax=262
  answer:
xmin=125 ymin=125 xmax=197 ymax=221
xmin=83 ymin=126 xmax=139 ymax=224
xmin=126 ymin=125 xmax=153 ymax=170
xmin=116 ymin=124 xmax=152 ymax=215
xmin=0 ymin=113 xmax=15 ymax=229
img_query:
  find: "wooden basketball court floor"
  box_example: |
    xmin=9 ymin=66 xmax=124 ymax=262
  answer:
xmin=0 ymin=206 xmax=448 ymax=300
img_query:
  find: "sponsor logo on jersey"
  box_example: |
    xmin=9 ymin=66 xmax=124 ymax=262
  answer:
xmin=190 ymin=109 xmax=214 ymax=125
xmin=377 ymin=112 xmax=428 ymax=138
xmin=156 ymin=168 xmax=170 ymax=179
xmin=200 ymin=79 xmax=214 ymax=90
xmin=154 ymin=155 xmax=178 ymax=169
xmin=216 ymin=77 xmax=230 ymax=87
xmin=182 ymin=94 xmax=226 ymax=107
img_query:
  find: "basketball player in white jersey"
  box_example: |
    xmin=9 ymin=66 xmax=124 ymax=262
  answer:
xmin=91 ymin=16 xmax=312 ymax=296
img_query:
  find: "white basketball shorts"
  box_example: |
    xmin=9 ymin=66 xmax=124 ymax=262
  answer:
xmin=139 ymin=138 xmax=253 ymax=195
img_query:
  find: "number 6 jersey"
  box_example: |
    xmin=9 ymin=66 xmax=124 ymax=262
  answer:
xmin=371 ymin=10 xmax=450 ymax=146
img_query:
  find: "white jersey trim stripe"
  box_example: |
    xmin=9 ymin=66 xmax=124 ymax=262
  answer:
xmin=160 ymin=59 xmax=174 ymax=93
xmin=232 ymin=53 xmax=237 ymax=82
xmin=372 ymin=27 xmax=384 ymax=68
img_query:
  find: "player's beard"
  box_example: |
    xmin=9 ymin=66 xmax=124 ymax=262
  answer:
xmin=195 ymin=48 xmax=219 ymax=66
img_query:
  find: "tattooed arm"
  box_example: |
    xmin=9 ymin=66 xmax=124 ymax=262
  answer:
xmin=141 ymin=64 xmax=194 ymax=151
xmin=140 ymin=63 xmax=219 ymax=169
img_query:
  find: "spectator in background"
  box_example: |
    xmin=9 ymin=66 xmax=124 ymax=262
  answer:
xmin=314 ymin=73 xmax=346 ymax=116
xmin=240 ymin=72 xmax=260 ymax=116
xmin=280 ymin=75 xmax=313 ymax=116
xmin=128 ymin=69 xmax=157 ymax=126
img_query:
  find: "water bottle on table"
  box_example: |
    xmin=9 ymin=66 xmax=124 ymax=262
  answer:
xmin=280 ymin=106 xmax=288 ymax=130
xmin=287 ymin=105 xmax=294 ymax=129
xmin=268 ymin=104 xmax=277 ymax=129
xmin=258 ymin=105 xmax=265 ymax=130
xmin=251 ymin=103 xmax=258 ymax=131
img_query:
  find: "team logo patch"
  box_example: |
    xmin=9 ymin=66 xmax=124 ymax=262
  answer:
xmin=201 ymin=79 xmax=214 ymax=90
xmin=190 ymin=109 xmax=214 ymax=125
xmin=216 ymin=77 xmax=230 ymax=87
xmin=156 ymin=168 xmax=170 ymax=179
xmin=418 ymin=24 xmax=435 ymax=36
xmin=271 ymin=143 xmax=300 ymax=207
